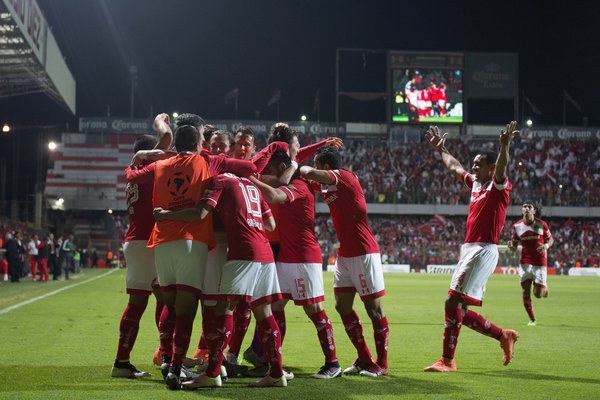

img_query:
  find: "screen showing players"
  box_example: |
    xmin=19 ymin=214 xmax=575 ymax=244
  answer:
xmin=391 ymin=68 xmax=463 ymax=123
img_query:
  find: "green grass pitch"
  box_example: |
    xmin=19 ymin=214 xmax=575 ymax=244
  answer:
xmin=1 ymin=269 xmax=598 ymax=399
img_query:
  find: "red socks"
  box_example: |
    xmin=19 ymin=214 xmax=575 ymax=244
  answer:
xmin=309 ymin=310 xmax=338 ymax=363
xmin=372 ymin=316 xmax=389 ymax=369
xmin=158 ymin=305 xmax=176 ymax=358
xmin=273 ymin=310 xmax=286 ymax=343
xmin=442 ymin=305 xmax=462 ymax=359
xmin=116 ymin=302 xmax=147 ymax=360
xmin=205 ymin=314 xmax=233 ymax=377
xmin=462 ymin=310 xmax=503 ymax=339
xmin=341 ymin=310 xmax=374 ymax=364
xmin=257 ymin=315 xmax=283 ymax=378
xmin=521 ymin=280 xmax=536 ymax=320
xmin=172 ymin=314 xmax=194 ymax=367
xmin=228 ymin=302 xmax=252 ymax=356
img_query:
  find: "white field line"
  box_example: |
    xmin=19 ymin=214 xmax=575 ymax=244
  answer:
xmin=0 ymin=268 xmax=119 ymax=315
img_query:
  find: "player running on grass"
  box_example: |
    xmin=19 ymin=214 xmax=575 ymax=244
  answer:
xmin=422 ymin=121 xmax=520 ymax=372
xmin=508 ymin=201 xmax=553 ymax=326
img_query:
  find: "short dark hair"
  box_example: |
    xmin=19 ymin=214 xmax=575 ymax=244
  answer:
xmin=235 ymin=125 xmax=255 ymax=139
xmin=268 ymin=122 xmax=296 ymax=145
xmin=315 ymin=147 xmax=341 ymax=169
xmin=212 ymin=130 xmax=233 ymax=145
xmin=523 ymin=200 xmax=543 ymax=218
xmin=202 ymin=124 xmax=217 ymax=143
xmin=268 ymin=150 xmax=292 ymax=167
xmin=174 ymin=125 xmax=200 ymax=152
xmin=478 ymin=151 xmax=497 ymax=165
xmin=133 ymin=134 xmax=157 ymax=153
xmin=175 ymin=113 xmax=205 ymax=128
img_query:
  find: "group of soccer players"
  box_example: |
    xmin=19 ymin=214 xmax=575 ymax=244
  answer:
xmin=110 ymin=114 xmax=553 ymax=389
xmin=111 ymin=113 xmax=388 ymax=389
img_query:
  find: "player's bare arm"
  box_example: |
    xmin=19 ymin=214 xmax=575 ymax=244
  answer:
xmin=494 ymin=121 xmax=518 ymax=182
xmin=536 ymin=236 xmax=554 ymax=253
xmin=426 ymin=126 xmax=465 ymax=181
xmin=130 ymin=149 xmax=175 ymax=165
xmin=248 ymin=176 xmax=289 ymax=204
xmin=153 ymin=204 xmax=212 ymax=221
xmin=153 ymin=113 xmax=173 ymax=150
xmin=261 ymin=161 xmax=297 ymax=187
xmin=299 ymin=165 xmax=335 ymax=184
xmin=264 ymin=215 xmax=276 ymax=232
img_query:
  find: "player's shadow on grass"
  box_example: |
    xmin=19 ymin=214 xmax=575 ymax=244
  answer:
xmin=464 ymin=369 xmax=600 ymax=385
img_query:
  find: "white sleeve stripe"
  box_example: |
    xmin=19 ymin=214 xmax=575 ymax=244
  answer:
xmin=493 ymin=177 xmax=509 ymax=190
xmin=203 ymin=198 xmax=218 ymax=206
xmin=280 ymin=186 xmax=295 ymax=202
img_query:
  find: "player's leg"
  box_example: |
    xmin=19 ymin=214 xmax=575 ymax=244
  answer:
xmin=226 ymin=301 xmax=252 ymax=365
xmin=271 ymin=298 xmax=289 ymax=343
xmin=363 ymin=296 xmax=389 ymax=375
xmin=424 ymin=293 xmax=461 ymax=372
xmin=519 ymin=264 xmax=536 ymax=324
xmin=303 ymin=301 xmax=341 ymax=379
xmin=250 ymin=303 xmax=286 ymax=387
xmin=533 ymin=266 xmax=548 ymax=299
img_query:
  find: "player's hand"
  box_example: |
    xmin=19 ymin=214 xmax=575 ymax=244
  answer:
xmin=299 ymin=165 xmax=313 ymax=176
xmin=500 ymin=121 xmax=519 ymax=146
xmin=325 ymin=137 xmax=343 ymax=148
xmin=425 ymin=126 xmax=448 ymax=152
xmin=536 ymin=243 xmax=548 ymax=253
xmin=131 ymin=151 xmax=147 ymax=165
xmin=507 ymin=241 xmax=518 ymax=252
xmin=153 ymin=113 xmax=170 ymax=130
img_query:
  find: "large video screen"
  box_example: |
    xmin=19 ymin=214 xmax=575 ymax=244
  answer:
xmin=391 ymin=68 xmax=463 ymax=123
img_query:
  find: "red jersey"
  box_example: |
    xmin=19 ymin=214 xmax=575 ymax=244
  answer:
xmin=463 ymin=171 xmax=512 ymax=244
xmin=318 ymin=169 xmax=379 ymax=257
xmin=124 ymin=160 xmax=155 ymax=241
xmin=201 ymin=174 xmax=274 ymax=262
xmin=277 ymin=177 xmax=322 ymax=263
xmin=125 ymin=152 xmax=257 ymax=248
xmin=511 ymin=217 xmax=552 ymax=266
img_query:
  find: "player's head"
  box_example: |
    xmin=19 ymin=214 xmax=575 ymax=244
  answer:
xmin=133 ymin=134 xmax=157 ymax=153
xmin=522 ymin=200 xmax=542 ymax=220
xmin=209 ymin=130 xmax=232 ymax=155
xmin=174 ymin=125 xmax=201 ymax=153
xmin=314 ymin=147 xmax=341 ymax=170
xmin=47 ymin=232 xmax=54 ymax=240
xmin=472 ymin=150 xmax=497 ymax=182
xmin=263 ymin=150 xmax=291 ymax=177
xmin=268 ymin=122 xmax=299 ymax=160
xmin=234 ymin=126 xmax=256 ymax=160
xmin=175 ymin=113 xmax=205 ymax=129
xmin=201 ymin=124 xmax=217 ymax=150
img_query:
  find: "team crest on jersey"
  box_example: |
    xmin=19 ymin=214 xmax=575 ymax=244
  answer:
xmin=167 ymin=172 xmax=191 ymax=196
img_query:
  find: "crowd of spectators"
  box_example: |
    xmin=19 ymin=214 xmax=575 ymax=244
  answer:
xmin=301 ymin=136 xmax=600 ymax=207
xmin=315 ymin=215 xmax=600 ymax=271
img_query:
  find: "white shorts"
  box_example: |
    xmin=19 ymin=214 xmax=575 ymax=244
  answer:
xmin=205 ymin=260 xmax=282 ymax=308
xmin=203 ymin=232 xmax=228 ymax=298
xmin=449 ymin=242 xmax=498 ymax=306
xmin=277 ymin=262 xmax=325 ymax=305
xmin=333 ymin=253 xmax=385 ymax=300
xmin=519 ymin=264 xmax=547 ymax=288
xmin=154 ymin=239 xmax=208 ymax=297
xmin=123 ymin=241 xmax=157 ymax=294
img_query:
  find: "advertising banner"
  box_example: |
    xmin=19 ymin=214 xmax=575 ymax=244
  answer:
xmin=465 ymin=53 xmax=517 ymax=99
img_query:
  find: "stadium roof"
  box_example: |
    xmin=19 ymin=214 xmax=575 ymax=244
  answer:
xmin=0 ymin=0 xmax=75 ymax=114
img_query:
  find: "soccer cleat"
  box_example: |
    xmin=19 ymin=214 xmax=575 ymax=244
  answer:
xmin=423 ymin=357 xmax=457 ymax=372
xmin=343 ymin=359 xmax=377 ymax=375
xmin=111 ymin=361 xmax=151 ymax=378
xmin=250 ymin=374 xmax=288 ymax=387
xmin=499 ymin=329 xmax=519 ymax=366
xmin=181 ymin=373 xmax=222 ymax=389
xmin=243 ymin=364 xmax=270 ymax=377
xmin=220 ymin=365 xmax=228 ymax=381
xmin=379 ymin=366 xmax=389 ymax=376
xmin=310 ymin=362 xmax=342 ymax=379
xmin=181 ymin=365 xmax=200 ymax=380
xmin=542 ymin=287 xmax=549 ymax=298
xmin=223 ymin=360 xmax=248 ymax=377
xmin=528 ymin=319 xmax=537 ymax=326
xmin=243 ymin=347 xmax=267 ymax=367
xmin=225 ymin=352 xmax=239 ymax=365
xmin=165 ymin=366 xmax=181 ymax=390
xmin=282 ymin=369 xmax=294 ymax=380
xmin=359 ymin=364 xmax=383 ymax=378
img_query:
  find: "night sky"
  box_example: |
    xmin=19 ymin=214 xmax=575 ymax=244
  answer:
xmin=1 ymin=0 xmax=599 ymax=210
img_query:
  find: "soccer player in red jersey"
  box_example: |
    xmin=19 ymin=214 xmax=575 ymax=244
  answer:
xmin=509 ymin=201 xmax=553 ymax=325
xmin=251 ymin=151 xmax=341 ymax=379
xmin=126 ymin=125 xmax=257 ymax=390
xmin=300 ymin=147 xmax=389 ymax=378
xmin=422 ymin=121 xmax=520 ymax=372
xmin=111 ymin=113 xmax=172 ymax=379
xmin=154 ymin=173 xmax=287 ymax=388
